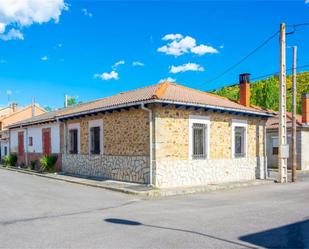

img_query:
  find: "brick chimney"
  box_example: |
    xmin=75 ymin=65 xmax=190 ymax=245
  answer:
xmin=239 ymin=73 xmax=251 ymax=107
xmin=302 ymin=93 xmax=309 ymax=124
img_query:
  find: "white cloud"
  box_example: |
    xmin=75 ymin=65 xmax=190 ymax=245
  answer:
xmin=6 ymin=90 xmax=12 ymax=95
xmin=159 ymin=77 xmax=176 ymax=83
xmin=158 ymin=34 xmax=218 ymax=56
xmin=0 ymin=0 xmax=68 ymax=41
xmin=58 ymin=43 xmax=63 ymax=48
xmin=81 ymin=8 xmax=93 ymax=18
xmin=169 ymin=63 xmax=204 ymax=74
xmin=132 ymin=61 xmax=144 ymax=67
xmin=41 ymin=56 xmax=48 ymax=61
xmin=306 ymin=0 xmax=309 ymax=3
xmin=94 ymin=71 xmax=119 ymax=81
xmin=219 ymin=44 xmax=224 ymax=49
xmin=162 ymin=33 xmax=183 ymax=41
xmin=0 ymin=28 xmax=24 ymax=41
xmin=191 ymin=44 xmax=218 ymax=55
xmin=112 ymin=60 xmax=125 ymax=69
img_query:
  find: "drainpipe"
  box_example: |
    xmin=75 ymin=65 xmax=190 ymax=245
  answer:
xmin=25 ymin=127 xmax=29 ymax=166
xmin=63 ymin=121 xmax=67 ymax=155
xmin=141 ymin=103 xmax=153 ymax=186
xmin=264 ymin=123 xmax=268 ymax=179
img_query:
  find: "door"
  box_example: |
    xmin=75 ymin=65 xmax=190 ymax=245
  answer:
xmin=42 ymin=128 xmax=51 ymax=155
xmin=18 ymin=131 xmax=24 ymax=156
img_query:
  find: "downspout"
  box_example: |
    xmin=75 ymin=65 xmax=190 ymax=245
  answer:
xmin=264 ymin=123 xmax=268 ymax=179
xmin=141 ymin=103 xmax=153 ymax=186
xmin=25 ymin=126 xmax=29 ymax=166
xmin=63 ymin=120 xmax=67 ymax=155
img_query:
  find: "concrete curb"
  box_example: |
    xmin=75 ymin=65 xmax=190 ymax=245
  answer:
xmin=0 ymin=166 xmax=275 ymax=197
xmin=0 ymin=166 xmax=148 ymax=196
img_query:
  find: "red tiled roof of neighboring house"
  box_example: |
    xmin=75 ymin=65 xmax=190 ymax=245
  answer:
xmin=266 ymin=112 xmax=305 ymax=129
xmin=9 ymin=81 xmax=272 ymax=128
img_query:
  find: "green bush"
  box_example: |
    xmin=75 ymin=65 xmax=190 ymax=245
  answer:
xmin=39 ymin=155 xmax=57 ymax=172
xmin=3 ymin=154 xmax=17 ymax=167
xmin=29 ymin=160 xmax=36 ymax=170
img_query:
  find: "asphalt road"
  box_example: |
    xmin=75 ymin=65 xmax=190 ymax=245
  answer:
xmin=1 ymin=169 xmax=309 ymax=249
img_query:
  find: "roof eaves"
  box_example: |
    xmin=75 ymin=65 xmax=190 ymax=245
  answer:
xmin=152 ymin=99 xmax=274 ymax=117
xmin=7 ymin=118 xmax=58 ymax=129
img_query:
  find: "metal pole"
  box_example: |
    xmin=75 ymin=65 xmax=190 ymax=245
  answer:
xmin=292 ymin=46 xmax=297 ymax=182
xmin=278 ymin=23 xmax=288 ymax=183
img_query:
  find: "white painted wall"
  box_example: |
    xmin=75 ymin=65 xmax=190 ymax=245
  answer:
xmin=301 ymin=129 xmax=309 ymax=170
xmin=10 ymin=123 xmax=60 ymax=154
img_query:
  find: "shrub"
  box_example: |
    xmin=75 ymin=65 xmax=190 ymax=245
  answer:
xmin=29 ymin=160 xmax=36 ymax=171
xmin=39 ymin=155 xmax=57 ymax=172
xmin=3 ymin=154 xmax=17 ymax=167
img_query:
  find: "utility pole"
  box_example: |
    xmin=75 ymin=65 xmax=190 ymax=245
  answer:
xmin=278 ymin=23 xmax=288 ymax=183
xmin=292 ymin=46 xmax=297 ymax=182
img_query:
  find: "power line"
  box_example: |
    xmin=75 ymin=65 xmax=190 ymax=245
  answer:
xmin=197 ymin=22 xmax=309 ymax=89
xmin=206 ymin=64 xmax=309 ymax=92
xmin=286 ymin=22 xmax=309 ymax=35
xmin=196 ymin=30 xmax=280 ymax=88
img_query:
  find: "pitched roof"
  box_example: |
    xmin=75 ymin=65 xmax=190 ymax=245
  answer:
xmin=9 ymin=81 xmax=272 ymax=128
xmin=266 ymin=112 xmax=307 ymax=129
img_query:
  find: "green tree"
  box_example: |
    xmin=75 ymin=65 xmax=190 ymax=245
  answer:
xmin=67 ymin=96 xmax=82 ymax=106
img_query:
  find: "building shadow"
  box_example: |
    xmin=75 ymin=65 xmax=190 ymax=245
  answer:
xmin=239 ymin=219 xmax=309 ymax=248
xmin=104 ymin=218 xmax=258 ymax=248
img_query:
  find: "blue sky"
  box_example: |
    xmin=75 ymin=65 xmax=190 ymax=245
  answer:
xmin=0 ymin=0 xmax=309 ymax=109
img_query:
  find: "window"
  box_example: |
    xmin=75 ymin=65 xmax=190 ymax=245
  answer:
xmin=234 ymin=127 xmax=245 ymax=157
xmin=192 ymin=123 xmax=207 ymax=159
xmin=90 ymin=126 xmax=100 ymax=154
xmin=29 ymin=137 xmax=33 ymax=146
xmin=4 ymin=146 xmax=7 ymax=156
xmin=69 ymin=129 xmax=78 ymax=154
xmin=189 ymin=116 xmax=209 ymax=160
xmin=232 ymin=120 xmax=247 ymax=158
xmin=272 ymin=136 xmax=278 ymax=155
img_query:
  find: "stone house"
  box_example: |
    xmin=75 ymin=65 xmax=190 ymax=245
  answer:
xmin=266 ymin=93 xmax=309 ymax=170
xmin=8 ymin=74 xmax=272 ymax=187
xmin=0 ymin=103 xmax=46 ymax=161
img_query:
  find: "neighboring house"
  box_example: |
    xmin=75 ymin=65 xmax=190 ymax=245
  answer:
xmin=8 ymin=74 xmax=272 ymax=188
xmin=0 ymin=103 xmax=46 ymax=160
xmin=266 ymin=93 xmax=309 ymax=170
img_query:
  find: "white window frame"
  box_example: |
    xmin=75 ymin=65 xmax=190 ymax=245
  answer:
xmin=68 ymin=123 xmax=80 ymax=154
xmin=231 ymin=119 xmax=248 ymax=159
xmin=88 ymin=119 xmax=103 ymax=155
xmin=189 ymin=115 xmax=210 ymax=160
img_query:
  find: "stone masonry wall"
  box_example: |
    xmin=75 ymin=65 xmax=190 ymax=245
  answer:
xmin=66 ymin=108 xmax=149 ymax=156
xmin=153 ymin=105 xmax=266 ymax=187
xmin=153 ymin=106 xmax=265 ymax=160
xmin=62 ymin=108 xmax=150 ymax=183
xmin=155 ymin=157 xmax=265 ymax=188
xmin=62 ymin=154 xmax=150 ymax=183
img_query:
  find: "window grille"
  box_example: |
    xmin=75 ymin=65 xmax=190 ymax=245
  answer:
xmin=90 ymin=126 xmax=100 ymax=154
xmin=234 ymin=126 xmax=245 ymax=157
xmin=192 ymin=123 xmax=207 ymax=159
xmin=69 ymin=129 xmax=78 ymax=154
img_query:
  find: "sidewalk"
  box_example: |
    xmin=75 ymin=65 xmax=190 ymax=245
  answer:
xmin=0 ymin=166 xmax=275 ymax=197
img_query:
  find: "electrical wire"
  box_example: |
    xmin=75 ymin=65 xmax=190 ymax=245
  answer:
xmin=196 ymin=30 xmax=280 ymax=88
xmin=197 ymin=22 xmax=309 ymax=89
xmin=206 ymin=64 xmax=309 ymax=92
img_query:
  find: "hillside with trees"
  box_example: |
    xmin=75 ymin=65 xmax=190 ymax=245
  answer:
xmin=213 ymin=72 xmax=309 ymax=114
